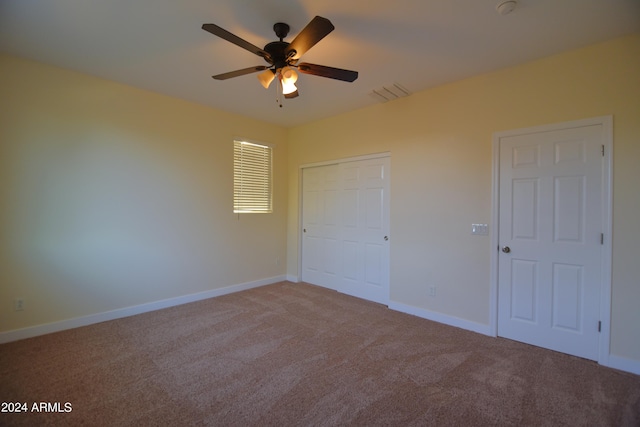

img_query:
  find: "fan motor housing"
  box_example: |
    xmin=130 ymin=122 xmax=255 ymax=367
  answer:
xmin=264 ymin=41 xmax=290 ymax=68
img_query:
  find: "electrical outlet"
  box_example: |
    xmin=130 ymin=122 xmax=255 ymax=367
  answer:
xmin=429 ymin=286 xmax=437 ymax=297
xmin=14 ymin=298 xmax=25 ymax=311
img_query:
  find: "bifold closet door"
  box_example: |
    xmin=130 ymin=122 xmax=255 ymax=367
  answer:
xmin=301 ymin=157 xmax=390 ymax=305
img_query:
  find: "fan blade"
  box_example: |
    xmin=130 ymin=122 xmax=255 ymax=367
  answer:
xmin=212 ymin=66 xmax=268 ymax=80
xmin=202 ymin=23 xmax=271 ymax=62
xmin=297 ymin=63 xmax=358 ymax=82
xmin=285 ymin=16 xmax=334 ymax=61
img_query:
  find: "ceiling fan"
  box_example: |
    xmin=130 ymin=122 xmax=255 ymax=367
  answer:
xmin=201 ymin=16 xmax=358 ymax=102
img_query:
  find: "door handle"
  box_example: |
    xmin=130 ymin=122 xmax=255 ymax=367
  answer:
xmin=502 ymin=246 xmax=511 ymax=253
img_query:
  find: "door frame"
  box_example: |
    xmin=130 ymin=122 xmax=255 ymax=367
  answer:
xmin=489 ymin=116 xmax=613 ymax=365
xmin=296 ymin=152 xmax=391 ymax=287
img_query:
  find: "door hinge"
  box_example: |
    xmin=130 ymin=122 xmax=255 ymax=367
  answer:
xmin=601 ymin=145 xmax=605 ymax=156
xmin=598 ymin=321 xmax=602 ymax=332
xmin=601 ymin=233 xmax=604 ymax=245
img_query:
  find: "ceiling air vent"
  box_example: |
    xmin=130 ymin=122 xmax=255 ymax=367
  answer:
xmin=369 ymin=83 xmax=411 ymax=103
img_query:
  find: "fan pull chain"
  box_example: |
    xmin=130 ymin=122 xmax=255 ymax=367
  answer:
xmin=276 ymin=73 xmax=283 ymax=108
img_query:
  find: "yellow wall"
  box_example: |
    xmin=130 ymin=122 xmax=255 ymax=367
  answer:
xmin=0 ymin=54 xmax=288 ymax=331
xmin=286 ymin=34 xmax=640 ymax=362
xmin=2 ymin=33 xmax=638 ymax=365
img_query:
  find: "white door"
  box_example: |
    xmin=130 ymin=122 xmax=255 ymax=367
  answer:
xmin=497 ymin=123 xmax=605 ymax=360
xmin=301 ymin=156 xmax=390 ymax=305
xmin=301 ymin=164 xmax=341 ymax=290
xmin=340 ymin=157 xmax=390 ymax=304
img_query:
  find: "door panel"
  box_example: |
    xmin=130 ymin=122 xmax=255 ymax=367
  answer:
xmin=510 ymin=259 xmax=537 ymax=322
xmin=512 ymin=178 xmax=539 ymax=240
xmin=364 ymin=243 xmax=383 ymax=286
xmin=342 ymin=189 xmax=358 ymax=227
xmin=498 ymin=124 xmax=603 ymax=361
xmin=552 ymin=263 xmax=582 ymax=331
xmin=554 ymin=176 xmax=584 ymax=242
xmin=342 ymin=240 xmax=358 ymax=280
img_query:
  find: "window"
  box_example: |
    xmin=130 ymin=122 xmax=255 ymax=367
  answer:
xmin=233 ymin=139 xmax=272 ymax=213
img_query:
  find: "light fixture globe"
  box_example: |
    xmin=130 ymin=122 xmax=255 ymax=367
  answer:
xmin=279 ymin=66 xmax=298 ymax=95
xmin=257 ymin=69 xmax=275 ymax=88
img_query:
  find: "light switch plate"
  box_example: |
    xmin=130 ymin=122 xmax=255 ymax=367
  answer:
xmin=471 ymin=224 xmax=489 ymax=235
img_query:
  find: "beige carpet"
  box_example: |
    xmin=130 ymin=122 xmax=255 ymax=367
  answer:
xmin=1 ymin=281 xmax=639 ymax=426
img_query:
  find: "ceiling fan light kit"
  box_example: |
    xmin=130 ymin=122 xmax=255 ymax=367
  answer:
xmin=202 ymin=16 xmax=358 ymax=106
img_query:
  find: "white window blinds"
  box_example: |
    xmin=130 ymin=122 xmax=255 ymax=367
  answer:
xmin=233 ymin=140 xmax=272 ymax=213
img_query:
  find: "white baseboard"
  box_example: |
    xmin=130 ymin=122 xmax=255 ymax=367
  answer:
xmin=388 ymin=301 xmax=492 ymax=336
xmin=388 ymin=302 xmax=640 ymax=377
xmin=286 ymin=274 xmax=300 ymax=283
xmin=0 ymin=275 xmax=286 ymax=344
xmin=605 ymin=354 xmax=640 ymax=376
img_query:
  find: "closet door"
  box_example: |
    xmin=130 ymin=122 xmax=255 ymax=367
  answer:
xmin=340 ymin=157 xmax=390 ymax=304
xmin=301 ymin=164 xmax=341 ymax=290
xmin=301 ymin=156 xmax=390 ymax=305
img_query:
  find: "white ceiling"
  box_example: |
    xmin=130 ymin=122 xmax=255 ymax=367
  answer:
xmin=1 ymin=0 xmax=639 ymax=127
